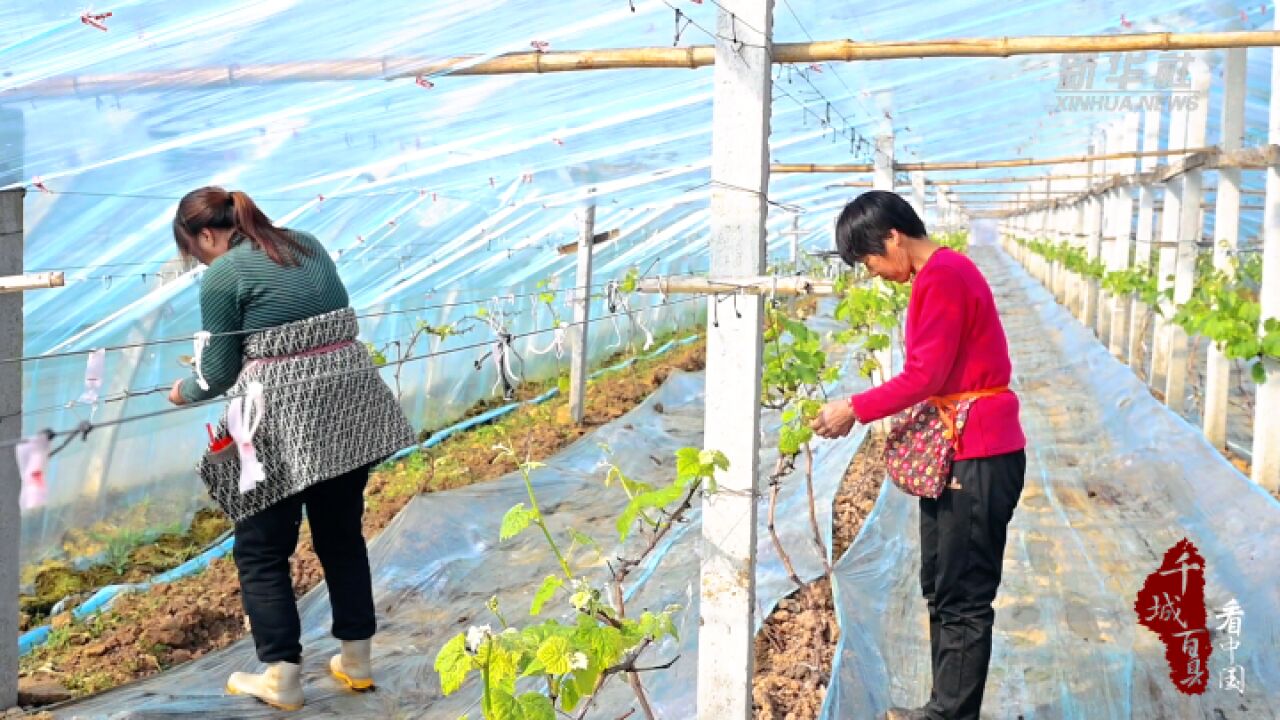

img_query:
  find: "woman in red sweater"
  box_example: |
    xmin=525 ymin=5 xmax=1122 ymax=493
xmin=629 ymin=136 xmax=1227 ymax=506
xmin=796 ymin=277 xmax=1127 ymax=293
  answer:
xmin=812 ymin=191 xmax=1026 ymax=720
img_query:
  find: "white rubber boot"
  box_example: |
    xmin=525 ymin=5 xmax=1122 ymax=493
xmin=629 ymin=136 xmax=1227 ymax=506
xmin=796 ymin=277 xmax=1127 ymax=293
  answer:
xmin=226 ymin=661 xmax=304 ymax=711
xmin=329 ymin=639 xmax=374 ymax=691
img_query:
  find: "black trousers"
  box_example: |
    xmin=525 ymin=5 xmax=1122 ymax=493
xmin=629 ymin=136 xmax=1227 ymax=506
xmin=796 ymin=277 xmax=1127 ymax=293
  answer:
xmin=233 ymin=465 xmax=377 ymax=664
xmin=919 ymin=450 xmax=1026 ymax=720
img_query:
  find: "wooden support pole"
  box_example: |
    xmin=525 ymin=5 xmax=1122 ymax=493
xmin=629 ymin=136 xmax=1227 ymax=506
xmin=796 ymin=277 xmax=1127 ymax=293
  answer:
xmin=770 ymin=147 xmax=1210 ymax=174
xmin=636 ymin=275 xmax=836 ymax=296
xmin=1153 ymin=89 xmax=1191 ymax=390
xmin=1206 ymin=48 xmax=1248 ymax=450
xmin=1254 ymin=12 xmax=1280 ymax=490
xmin=698 ymin=1 xmax=771 ymax=717
xmin=11 ymin=31 xmax=1280 ymax=99
xmin=1166 ymin=57 xmax=1212 ymax=413
xmin=0 ymin=271 xmax=63 ymax=293
xmin=931 ymin=174 xmax=1099 ymax=185
xmin=0 ymin=106 xmax=22 ymax=711
xmin=1109 ymin=114 xmax=1140 ymax=359
xmin=568 ymin=205 xmax=595 ymax=426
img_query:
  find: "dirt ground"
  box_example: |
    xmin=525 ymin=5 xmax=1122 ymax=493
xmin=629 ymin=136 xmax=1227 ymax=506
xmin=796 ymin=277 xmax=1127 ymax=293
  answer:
xmin=752 ymin=432 xmax=887 ymax=720
xmin=16 ymin=336 xmax=705 ymax=706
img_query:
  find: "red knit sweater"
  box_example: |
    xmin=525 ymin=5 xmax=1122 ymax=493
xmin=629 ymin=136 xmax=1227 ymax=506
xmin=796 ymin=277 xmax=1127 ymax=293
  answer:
xmin=850 ymin=248 xmax=1026 ymax=460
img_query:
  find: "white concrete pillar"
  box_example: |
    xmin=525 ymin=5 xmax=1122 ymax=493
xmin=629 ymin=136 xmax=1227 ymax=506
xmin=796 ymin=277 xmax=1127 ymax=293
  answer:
xmin=1204 ymin=48 xmax=1247 ymax=450
xmin=1254 ymin=13 xmax=1280 ymax=489
xmin=1153 ymin=91 xmax=1191 ymax=389
xmin=1109 ymin=115 xmax=1140 ymax=357
xmin=1166 ymin=58 xmax=1211 ymax=413
xmin=0 ymin=106 xmax=23 ymax=711
xmin=872 ymin=130 xmax=895 ymax=386
xmin=698 ymin=1 xmax=773 ymax=716
xmin=1130 ymin=108 xmax=1163 ymax=370
xmin=568 ymin=205 xmax=595 ymax=425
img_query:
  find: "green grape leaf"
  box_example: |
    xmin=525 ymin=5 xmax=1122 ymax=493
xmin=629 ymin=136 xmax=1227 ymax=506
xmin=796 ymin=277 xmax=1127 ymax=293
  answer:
xmin=536 ymin=636 xmax=572 ymax=676
xmin=519 ymin=693 xmax=556 ymax=720
xmin=530 ymin=575 xmax=563 ymax=616
xmin=500 ymin=504 xmax=533 ymax=541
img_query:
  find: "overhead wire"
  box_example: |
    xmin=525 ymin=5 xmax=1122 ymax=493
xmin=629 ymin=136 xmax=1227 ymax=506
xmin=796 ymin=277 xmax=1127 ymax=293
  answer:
xmin=0 ymin=292 xmax=715 ymax=452
xmin=0 ymin=271 xmax=705 ymax=366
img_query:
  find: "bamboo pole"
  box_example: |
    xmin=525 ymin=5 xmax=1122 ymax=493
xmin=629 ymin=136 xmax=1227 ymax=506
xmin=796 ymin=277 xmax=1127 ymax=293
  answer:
xmin=9 ymin=31 xmax=1280 ymax=99
xmin=929 ymin=189 xmax=1088 ymax=195
xmin=772 ymin=147 xmax=1212 ymax=174
xmin=929 ymin=174 xmax=1099 ymax=185
xmin=0 ymin=271 xmax=64 ymax=293
xmin=636 ymin=275 xmax=836 ymax=296
xmin=775 ymin=164 xmax=875 ymax=173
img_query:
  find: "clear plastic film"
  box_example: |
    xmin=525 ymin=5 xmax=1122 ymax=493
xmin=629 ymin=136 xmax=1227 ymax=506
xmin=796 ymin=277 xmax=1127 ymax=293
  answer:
xmin=822 ymin=244 xmax=1280 ymax=719
xmin=52 ymin=323 xmax=873 ymax=718
xmin=4 ymin=0 xmax=1277 ymax=566
xmin=16 ymin=273 xmax=704 ymax=570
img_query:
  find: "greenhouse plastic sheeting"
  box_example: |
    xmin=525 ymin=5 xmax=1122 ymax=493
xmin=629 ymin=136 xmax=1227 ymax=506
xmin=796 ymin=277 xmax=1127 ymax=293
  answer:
xmin=6 ymin=0 xmax=1280 ymax=566
xmin=822 ymin=244 xmax=1280 ymax=719
xmin=52 ymin=323 xmax=872 ymax=718
xmin=17 ymin=279 xmax=704 ymax=569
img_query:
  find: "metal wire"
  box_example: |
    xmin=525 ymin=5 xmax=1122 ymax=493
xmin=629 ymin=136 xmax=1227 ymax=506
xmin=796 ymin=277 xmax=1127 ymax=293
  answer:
xmin=0 ymin=293 xmax=713 ymax=452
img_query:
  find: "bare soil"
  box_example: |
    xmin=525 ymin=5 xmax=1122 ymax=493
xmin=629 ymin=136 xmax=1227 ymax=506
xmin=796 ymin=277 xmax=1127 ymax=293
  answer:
xmin=16 ymin=336 xmax=705 ymax=707
xmin=752 ymin=431 xmax=887 ymax=720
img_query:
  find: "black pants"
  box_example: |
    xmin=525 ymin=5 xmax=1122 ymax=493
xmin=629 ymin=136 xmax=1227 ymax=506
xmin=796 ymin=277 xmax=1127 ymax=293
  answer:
xmin=233 ymin=465 xmax=377 ymax=664
xmin=919 ymin=450 xmax=1025 ymax=720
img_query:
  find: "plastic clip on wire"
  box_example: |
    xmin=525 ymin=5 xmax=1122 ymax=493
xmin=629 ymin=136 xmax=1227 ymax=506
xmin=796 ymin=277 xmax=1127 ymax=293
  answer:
xmin=226 ymin=381 xmax=266 ymax=494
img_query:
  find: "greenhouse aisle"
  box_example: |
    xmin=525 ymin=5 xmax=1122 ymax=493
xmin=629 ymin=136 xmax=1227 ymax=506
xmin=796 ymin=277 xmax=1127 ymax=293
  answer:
xmin=823 ymin=243 xmax=1280 ymax=720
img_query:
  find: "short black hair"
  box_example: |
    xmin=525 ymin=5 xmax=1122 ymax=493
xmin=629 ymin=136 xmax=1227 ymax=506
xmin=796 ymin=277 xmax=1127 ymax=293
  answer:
xmin=834 ymin=190 xmax=928 ymax=267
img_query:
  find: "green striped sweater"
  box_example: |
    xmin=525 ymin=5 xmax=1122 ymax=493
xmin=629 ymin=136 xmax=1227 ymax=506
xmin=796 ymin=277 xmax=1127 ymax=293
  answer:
xmin=180 ymin=230 xmax=349 ymax=403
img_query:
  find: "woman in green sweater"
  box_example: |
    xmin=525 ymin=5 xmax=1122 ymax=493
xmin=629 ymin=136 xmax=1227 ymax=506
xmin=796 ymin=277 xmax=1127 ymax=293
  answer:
xmin=168 ymin=187 xmax=414 ymax=711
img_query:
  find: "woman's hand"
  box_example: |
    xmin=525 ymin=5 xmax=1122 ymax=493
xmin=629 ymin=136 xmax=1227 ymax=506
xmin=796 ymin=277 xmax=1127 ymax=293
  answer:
xmin=811 ymin=399 xmax=856 ymax=439
xmin=168 ymin=379 xmax=187 ymax=406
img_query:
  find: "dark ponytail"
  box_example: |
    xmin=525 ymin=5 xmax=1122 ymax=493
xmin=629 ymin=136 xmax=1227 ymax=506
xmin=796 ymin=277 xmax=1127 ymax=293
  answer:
xmin=173 ymin=187 xmax=311 ymax=267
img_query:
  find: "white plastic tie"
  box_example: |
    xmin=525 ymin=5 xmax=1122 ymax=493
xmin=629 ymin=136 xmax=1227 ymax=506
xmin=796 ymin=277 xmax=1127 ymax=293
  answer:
xmin=527 ymin=325 xmax=567 ymax=359
xmin=15 ymin=433 xmax=51 ymax=510
xmin=637 ymin=314 xmax=654 ymax=351
xmin=193 ymin=331 xmax=212 ymax=391
xmin=78 ymin=348 xmax=106 ymax=406
xmin=226 ymin=382 xmax=266 ymax=494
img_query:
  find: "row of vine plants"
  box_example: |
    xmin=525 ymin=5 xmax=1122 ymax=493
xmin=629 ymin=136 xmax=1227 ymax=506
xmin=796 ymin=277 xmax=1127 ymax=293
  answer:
xmin=1016 ymin=237 xmax=1280 ymax=381
xmin=432 ymin=232 xmax=969 ymax=719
